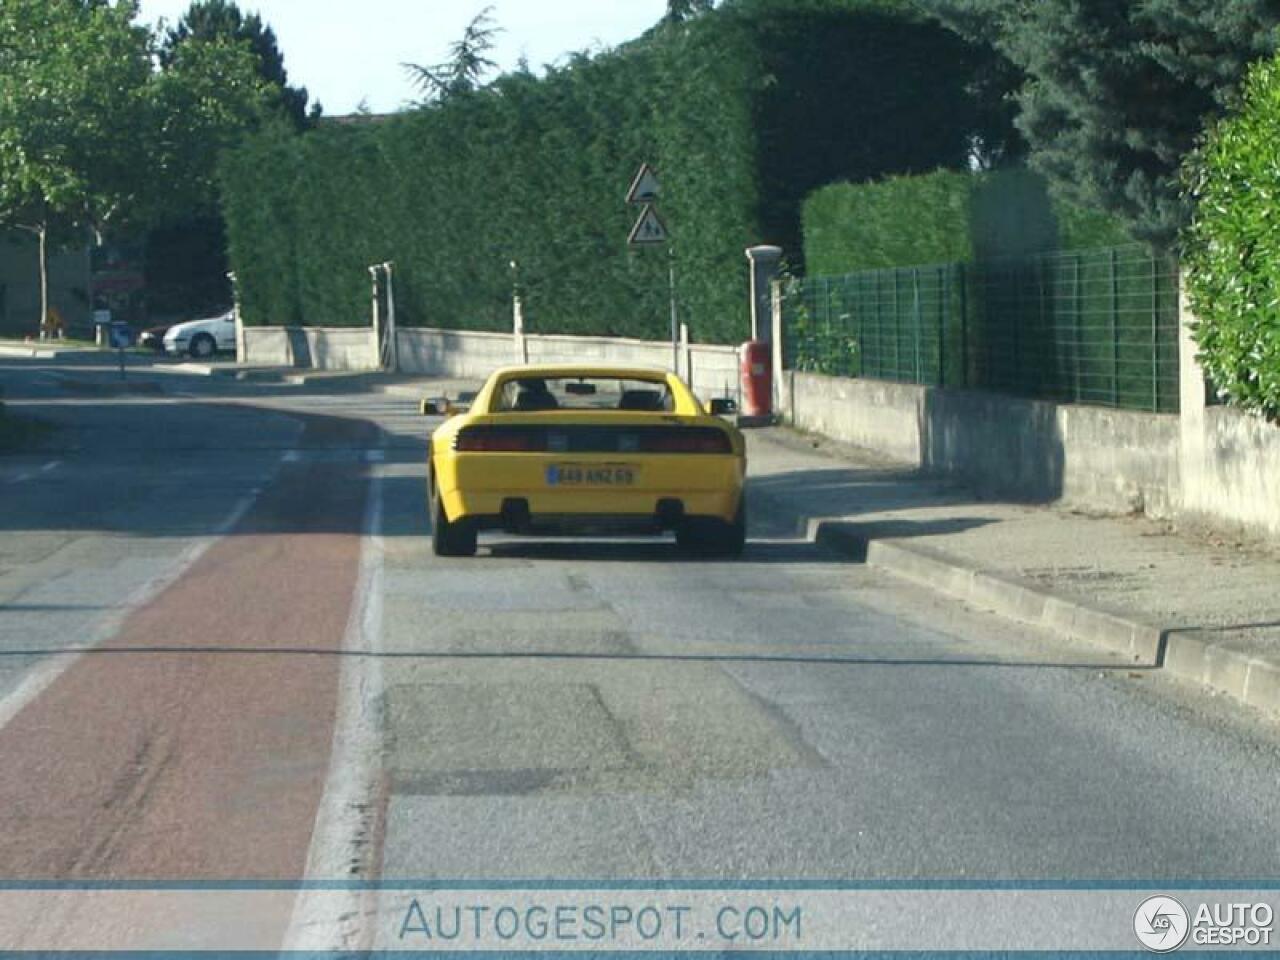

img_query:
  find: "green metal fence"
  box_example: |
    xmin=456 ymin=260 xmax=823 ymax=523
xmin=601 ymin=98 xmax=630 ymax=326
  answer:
xmin=783 ymin=244 xmax=1181 ymax=414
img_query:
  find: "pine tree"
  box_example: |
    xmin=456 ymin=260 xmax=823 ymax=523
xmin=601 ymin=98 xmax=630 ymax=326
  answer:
xmin=666 ymin=0 xmax=716 ymax=24
xmin=162 ymin=0 xmax=313 ymax=129
xmin=932 ymin=0 xmax=1280 ymax=247
xmin=402 ymin=7 xmax=502 ymax=104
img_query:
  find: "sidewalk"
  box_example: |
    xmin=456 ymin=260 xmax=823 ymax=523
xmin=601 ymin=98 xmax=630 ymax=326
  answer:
xmin=749 ymin=427 xmax=1280 ymax=717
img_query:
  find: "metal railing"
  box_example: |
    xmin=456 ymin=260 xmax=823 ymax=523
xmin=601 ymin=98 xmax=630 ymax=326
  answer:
xmin=784 ymin=245 xmax=1181 ymax=414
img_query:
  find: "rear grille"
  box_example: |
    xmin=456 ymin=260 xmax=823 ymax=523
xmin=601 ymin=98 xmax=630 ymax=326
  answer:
xmin=454 ymin=424 xmax=731 ymax=454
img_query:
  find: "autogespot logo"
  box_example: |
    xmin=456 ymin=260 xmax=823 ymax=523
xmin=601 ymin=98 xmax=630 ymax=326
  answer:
xmin=1134 ymin=896 xmax=1191 ymax=952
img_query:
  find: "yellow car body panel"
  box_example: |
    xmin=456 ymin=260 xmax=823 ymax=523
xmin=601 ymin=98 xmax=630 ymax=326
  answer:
xmin=427 ymin=365 xmax=746 ymax=527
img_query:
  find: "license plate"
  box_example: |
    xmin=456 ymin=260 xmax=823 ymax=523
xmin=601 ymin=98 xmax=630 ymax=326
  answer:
xmin=546 ymin=463 xmax=638 ymax=487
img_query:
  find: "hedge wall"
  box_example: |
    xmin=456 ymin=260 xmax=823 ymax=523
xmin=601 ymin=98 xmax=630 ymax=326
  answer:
xmin=221 ymin=0 xmax=996 ymax=343
xmin=1185 ymin=52 xmax=1280 ymax=422
xmin=802 ymin=168 xmax=1135 ymax=276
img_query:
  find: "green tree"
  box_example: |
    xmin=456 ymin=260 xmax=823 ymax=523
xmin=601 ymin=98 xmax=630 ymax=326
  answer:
xmin=403 ymin=6 xmax=502 ymax=103
xmin=145 ymin=35 xmax=277 ymax=314
xmin=931 ymin=0 xmax=1280 ymax=247
xmin=0 ymin=0 xmax=151 ymax=334
xmin=147 ymin=37 xmax=275 ymax=219
xmin=665 ymin=0 xmax=716 ymax=24
xmin=161 ymin=0 xmax=315 ymax=129
xmin=153 ymin=1 xmax=292 ymax=314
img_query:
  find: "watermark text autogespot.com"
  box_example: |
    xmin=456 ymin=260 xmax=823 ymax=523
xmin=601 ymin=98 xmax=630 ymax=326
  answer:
xmin=397 ymin=898 xmax=803 ymax=947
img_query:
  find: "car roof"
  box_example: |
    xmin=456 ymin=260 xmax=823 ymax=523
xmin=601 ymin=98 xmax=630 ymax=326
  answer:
xmin=488 ymin=364 xmax=673 ymax=381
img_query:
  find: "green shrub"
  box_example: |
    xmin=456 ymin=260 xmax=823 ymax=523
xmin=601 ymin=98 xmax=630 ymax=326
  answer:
xmin=1184 ymin=54 xmax=1280 ymax=420
xmin=220 ymin=1 xmax=996 ymax=343
xmin=803 ymin=168 xmax=1134 ymax=276
xmin=804 ymin=171 xmax=976 ymax=274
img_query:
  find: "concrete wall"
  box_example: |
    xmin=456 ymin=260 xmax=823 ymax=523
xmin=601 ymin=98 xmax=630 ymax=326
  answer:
xmin=397 ymin=328 xmax=517 ymax=380
xmin=778 ymin=282 xmax=1280 ymax=537
xmin=783 ymin=374 xmax=924 ymax=465
xmin=241 ymin=326 xmax=376 ymax=370
xmin=1179 ymin=407 xmax=1280 ymax=537
xmin=400 ymin=327 xmax=741 ymax=402
xmin=242 ymin=323 xmax=742 ymax=403
xmin=783 ymin=371 xmax=1181 ymax=516
xmin=1176 ymin=294 xmax=1280 ymax=537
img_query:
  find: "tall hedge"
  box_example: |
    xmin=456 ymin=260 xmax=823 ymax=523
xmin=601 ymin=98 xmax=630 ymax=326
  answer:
xmin=1185 ymin=53 xmax=1280 ymax=421
xmin=221 ymin=0 xmax=997 ymax=342
xmin=803 ymin=168 xmax=1134 ymax=275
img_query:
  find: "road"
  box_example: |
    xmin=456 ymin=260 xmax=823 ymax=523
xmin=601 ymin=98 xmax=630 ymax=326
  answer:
xmin=2 ymin=356 xmax=1279 ymax=945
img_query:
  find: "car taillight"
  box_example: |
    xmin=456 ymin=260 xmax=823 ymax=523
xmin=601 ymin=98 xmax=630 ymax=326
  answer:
xmin=454 ymin=430 xmax=540 ymax=452
xmin=640 ymin=429 xmax=732 ymax=454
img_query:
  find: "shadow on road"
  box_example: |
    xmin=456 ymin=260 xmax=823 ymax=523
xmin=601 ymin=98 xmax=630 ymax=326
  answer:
xmin=484 ymin=538 xmax=847 ymax=564
xmin=747 ymin=468 xmax=998 ymax=547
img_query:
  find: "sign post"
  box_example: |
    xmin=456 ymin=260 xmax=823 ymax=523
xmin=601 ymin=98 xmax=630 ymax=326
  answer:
xmin=626 ymin=165 xmax=678 ymax=372
xmin=108 ymin=321 xmax=131 ymax=381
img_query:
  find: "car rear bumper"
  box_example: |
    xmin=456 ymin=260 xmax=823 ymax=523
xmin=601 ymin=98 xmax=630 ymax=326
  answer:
xmin=438 ymin=453 xmax=744 ymax=525
xmin=448 ymin=490 xmax=741 ymax=526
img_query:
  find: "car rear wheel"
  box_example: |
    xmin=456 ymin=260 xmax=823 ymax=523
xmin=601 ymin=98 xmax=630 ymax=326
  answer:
xmin=189 ymin=333 xmax=216 ymax=359
xmin=431 ymin=473 xmax=477 ymax=557
xmin=677 ymin=498 xmax=746 ymax=558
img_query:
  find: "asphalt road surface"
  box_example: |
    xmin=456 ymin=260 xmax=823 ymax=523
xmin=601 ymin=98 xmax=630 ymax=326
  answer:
xmin=2 ymin=356 xmax=1279 ymax=944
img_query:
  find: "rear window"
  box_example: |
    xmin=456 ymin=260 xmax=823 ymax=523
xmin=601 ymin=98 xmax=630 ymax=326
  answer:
xmin=494 ymin=377 xmax=674 ymax=413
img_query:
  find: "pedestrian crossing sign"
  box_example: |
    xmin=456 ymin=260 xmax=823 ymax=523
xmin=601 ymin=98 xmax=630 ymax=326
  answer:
xmin=628 ymin=204 xmax=669 ymax=247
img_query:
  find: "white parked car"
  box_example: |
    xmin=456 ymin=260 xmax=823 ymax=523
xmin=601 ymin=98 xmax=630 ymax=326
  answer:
xmin=163 ymin=310 xmax=235 ymax=359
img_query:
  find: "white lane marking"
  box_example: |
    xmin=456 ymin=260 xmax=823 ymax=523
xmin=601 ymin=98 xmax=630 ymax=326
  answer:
xmin=0 ymin=486 xmax=263 ymax=734
xmin=282 ymin=450 xmax=302 ymax=463
xmin=284 ymin=467 xmax=386 ymax=953
xmin=7 ymin=474 xmax=33 ymax=485
xmin=40 ymin=461 xmax=61 ymax=473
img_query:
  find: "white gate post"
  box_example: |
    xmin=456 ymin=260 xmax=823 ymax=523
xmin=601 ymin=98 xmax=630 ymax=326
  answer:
xmin=385 ymin=262 xmax=398 ymax=373
xmin=228 ymin=271 xmax=246 ymax=365
xmin=512 ymin=260 xmax=528 ymax=364
xmin=771 ymin=278 xmax=785 ymax=418
xmin=369 ymin=264 xmax=382 ymax=370
xmin=745 ymin=245 xmax=783 ymax=343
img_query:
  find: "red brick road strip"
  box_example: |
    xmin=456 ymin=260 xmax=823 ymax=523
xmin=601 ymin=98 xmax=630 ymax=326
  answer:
xmin=0 ymin=418 xmax=374 ymax=880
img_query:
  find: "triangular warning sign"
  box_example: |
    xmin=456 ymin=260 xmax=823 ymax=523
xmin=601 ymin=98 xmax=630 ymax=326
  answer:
xmin=627 ymin=204 xmax=669 ymax=246
xmin=626 ymin=163 xmax=661 ymax=205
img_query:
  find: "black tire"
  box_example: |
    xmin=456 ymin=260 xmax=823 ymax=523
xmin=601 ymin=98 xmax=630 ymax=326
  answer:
xmin=431 ymin=472 xmax=477 ymax=557
xmin=721 ymin=497 xmax=747 ymax=557
xmin=677 ymin=498 xmax=746 ymax=558
xmin=189 ymin=333 xmax=216 ymax=359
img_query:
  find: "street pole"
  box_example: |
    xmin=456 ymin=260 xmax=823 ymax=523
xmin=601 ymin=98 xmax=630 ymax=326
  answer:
xmin=669 ymin=248 xmax=679 ymax=374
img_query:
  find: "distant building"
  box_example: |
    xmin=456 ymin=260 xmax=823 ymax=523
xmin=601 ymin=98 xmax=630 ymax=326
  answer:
xmin=0 ymin=230 xmax=92 ymax=339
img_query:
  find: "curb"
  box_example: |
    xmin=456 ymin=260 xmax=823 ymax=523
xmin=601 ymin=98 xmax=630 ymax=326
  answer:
xmin=0 ymin=344 xmax=109 ymax=359
xmin=0 ymin=345 xmax=59 ymax=359
xmin=374 ymin=382 xmax=434 ymax=398
xmin=809 ymin=519 xmax=1279 ymax=717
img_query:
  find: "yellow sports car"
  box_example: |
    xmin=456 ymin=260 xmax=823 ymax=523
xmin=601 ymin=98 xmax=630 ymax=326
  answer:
xmin=423 ymin=365 xmax=746 ymax=558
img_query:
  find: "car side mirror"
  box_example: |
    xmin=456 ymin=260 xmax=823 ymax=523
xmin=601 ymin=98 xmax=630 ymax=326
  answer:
xmin=709 ymin=397 xmax=738 ymax=417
